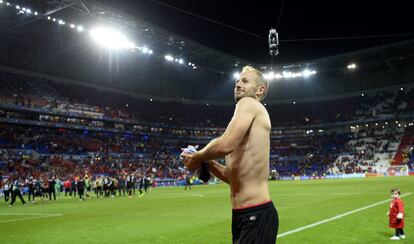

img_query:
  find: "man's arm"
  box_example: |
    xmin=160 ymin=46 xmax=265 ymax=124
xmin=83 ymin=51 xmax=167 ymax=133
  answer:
xmin=207 ymin=160 xmax=229 ymax=184
xmin=193 ymin=97 xmax=258 ymax=163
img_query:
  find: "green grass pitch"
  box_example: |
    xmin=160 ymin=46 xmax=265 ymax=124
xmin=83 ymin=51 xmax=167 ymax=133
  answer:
xmin=1 ymin=177 xmax=412 ymax=243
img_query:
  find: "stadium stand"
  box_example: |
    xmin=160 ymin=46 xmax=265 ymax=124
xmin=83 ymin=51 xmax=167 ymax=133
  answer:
xmin=1 ymin=69 xmax=414 ymax=180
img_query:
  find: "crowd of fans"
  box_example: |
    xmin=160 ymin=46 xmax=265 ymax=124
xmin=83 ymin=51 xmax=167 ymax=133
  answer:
xmin=0 ymin=124 xmax=189 ymax=181
xmin=269 ymin=133 xmax=349 ymax=176
xmin=1 ymin=70 xmax=413 ymax=129
xmin=0 ymin=69 xmax=413 ymax=185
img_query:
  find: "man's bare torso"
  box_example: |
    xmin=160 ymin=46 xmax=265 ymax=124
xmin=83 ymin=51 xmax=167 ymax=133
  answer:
xmin=225 ymin=100 xmax=271 ymax=209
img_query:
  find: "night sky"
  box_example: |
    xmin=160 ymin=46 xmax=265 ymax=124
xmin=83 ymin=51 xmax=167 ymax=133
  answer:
xmin=99 ymin=0 xmax=414 ymax=64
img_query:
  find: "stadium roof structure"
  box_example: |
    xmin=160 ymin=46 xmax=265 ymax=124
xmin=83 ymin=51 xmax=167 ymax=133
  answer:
xmin=0 ymin=0 xmax=414 ymax=104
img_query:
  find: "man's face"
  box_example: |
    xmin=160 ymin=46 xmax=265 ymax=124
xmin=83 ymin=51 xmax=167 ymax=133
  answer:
xmin=234 ymin=71 xmax=260 ymax=102
xmin=392 ymin=191 xmax=399 ymax=199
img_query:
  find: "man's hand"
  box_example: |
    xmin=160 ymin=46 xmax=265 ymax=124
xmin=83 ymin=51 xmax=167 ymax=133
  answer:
xmin=180 ymin=145 xmax=202 ymax=171
xmin=181 ymin=152 xmax=202 ymax=172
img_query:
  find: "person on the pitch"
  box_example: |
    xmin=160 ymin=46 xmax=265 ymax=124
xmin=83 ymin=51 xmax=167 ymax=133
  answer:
xmin=27 ymin=176 xmax=35 ymax=202
xmin=3 ymin=177 xmax=12 ymax=202
xmin=388 ymin=189 xmax=406 ymax=240
xmin=184 ymin=174 xmax=192 ymax=191
xmin=48 ymin=175 xmax=56 ymax=201
xmin=181 ymin=66 xmax=278 ymax=243
xmin=10 ymin=177 xmax=26 ymax=206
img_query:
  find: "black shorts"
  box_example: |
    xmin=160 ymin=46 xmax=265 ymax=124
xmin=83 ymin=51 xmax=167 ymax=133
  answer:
xmin=232 ymin=201 xmax=279 ymax=244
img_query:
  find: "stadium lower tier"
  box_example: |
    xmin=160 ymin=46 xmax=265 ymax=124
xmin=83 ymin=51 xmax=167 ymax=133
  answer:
xmin=0 ymin=123 xmax=413 ymax=180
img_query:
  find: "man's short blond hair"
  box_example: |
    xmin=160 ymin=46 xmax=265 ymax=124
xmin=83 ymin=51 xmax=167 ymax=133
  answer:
xmin=241 ymin=66 xmax=269 ymax=101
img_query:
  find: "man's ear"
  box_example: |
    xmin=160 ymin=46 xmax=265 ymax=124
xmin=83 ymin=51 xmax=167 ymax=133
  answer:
xmin=256 ymin=85 xmax=266 ymax=96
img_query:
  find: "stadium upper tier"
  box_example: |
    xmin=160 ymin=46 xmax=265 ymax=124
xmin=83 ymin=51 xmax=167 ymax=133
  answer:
xmin=0 ymin=69 xmax=413 ymax=131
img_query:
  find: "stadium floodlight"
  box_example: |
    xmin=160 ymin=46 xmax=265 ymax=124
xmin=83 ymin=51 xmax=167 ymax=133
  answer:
xmin=70 ymin=24 xmax=75 ymax=28
xmin=0 ymin=0 xmax=3 ymax=4
xmin=188 ymin=62 xmax=192 ymax=66
xmin=52 ymin=18 xmax=56 ymax=22
xmin=164 ymin=55 xmax=174 ymax=61
xmin=233 ymin=72 xmax=240 ymax=79
xmin=25 ymin=8 xmax=31 ymax=14
xmin=347 ymin=63 xmax=357 ymax=69
xmin=361 ymin=93 xmax=364 ymax=96
xmin=15 ymin=5 xmax=20 ymax=9
xmin=34 ymin=11 xmax=38 ymax=16
xmin=264 ymin=72 xmax=274 ymax=80
xmin=90 ymin=27 xmax=136 ymax=50
xmin=275 ymin=73 xmax=282 ymax=79
xmin=77 ymin=25 xmax=84 ymax=32
xmin=22 ymin=7 xmax=25 ymax=11
xmin=148 ymin=50 xmax=153 ymax=54
xmin=302 ymin=69 xmax=317 ymax=77
xmin=47 ymin=16 xmax=51 ymax=20
xmin=58 ymin=20 xmax=64 ymax=25
xmin=142 ymin=46 xmax=149 ymax=53
xmin=178 ymin=58 xmax=184 ymax=64
xmin=292 ymin=101 xmax=296 ymax=104
xmin=282 ymin=71 xmax=292 ymax=79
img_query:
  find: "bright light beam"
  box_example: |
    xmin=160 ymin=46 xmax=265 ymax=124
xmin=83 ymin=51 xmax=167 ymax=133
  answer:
xmin=90 ymin=27 xmax=136 ymax=50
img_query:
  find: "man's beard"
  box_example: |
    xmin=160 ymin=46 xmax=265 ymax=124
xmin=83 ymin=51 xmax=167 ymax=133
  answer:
xmin=234 ymin=90 xmax=256 ymax=102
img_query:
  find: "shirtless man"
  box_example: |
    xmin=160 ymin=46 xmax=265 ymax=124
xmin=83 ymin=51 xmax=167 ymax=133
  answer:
xmin=181 ymin=66 xmax=278 ymax=243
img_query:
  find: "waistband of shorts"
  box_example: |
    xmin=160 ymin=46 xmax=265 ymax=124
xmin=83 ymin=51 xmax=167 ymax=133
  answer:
xmin=232 ymin=200 xmax=273 ymax=214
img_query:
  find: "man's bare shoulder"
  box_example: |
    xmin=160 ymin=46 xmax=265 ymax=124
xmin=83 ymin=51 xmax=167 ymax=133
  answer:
xmin=237 ymin=97 xmax=262 ymax=110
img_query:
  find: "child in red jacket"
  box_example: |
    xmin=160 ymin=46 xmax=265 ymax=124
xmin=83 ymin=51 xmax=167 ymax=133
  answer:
xmin=388 ymin=189 xmax=405 ymax=240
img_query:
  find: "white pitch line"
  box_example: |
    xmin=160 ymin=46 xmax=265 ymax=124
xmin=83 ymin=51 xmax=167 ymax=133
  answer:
xmin=0 ymin=214 xmax=63 ymax=224
xmin=278 ymin=192 xmax=412 ymax=238
xmin=0 ymin=213 xmax=63 ymax=216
